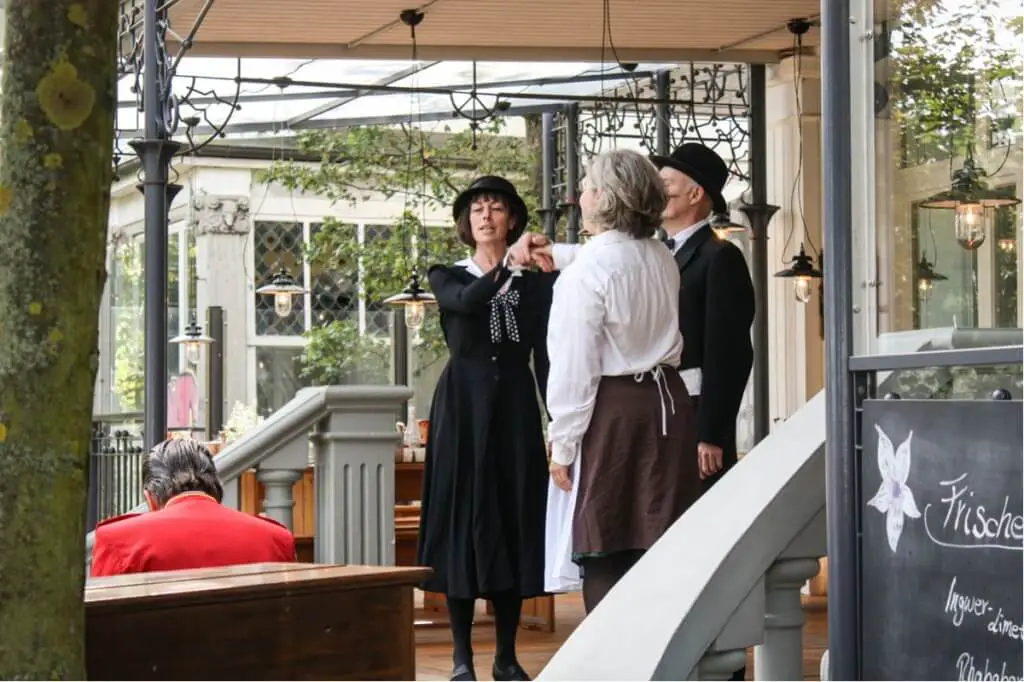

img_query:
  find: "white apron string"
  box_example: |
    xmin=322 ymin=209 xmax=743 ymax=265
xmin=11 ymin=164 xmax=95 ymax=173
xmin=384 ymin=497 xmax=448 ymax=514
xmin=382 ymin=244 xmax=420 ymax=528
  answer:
xmin=634 ymin=365 xmax=676 ymax=436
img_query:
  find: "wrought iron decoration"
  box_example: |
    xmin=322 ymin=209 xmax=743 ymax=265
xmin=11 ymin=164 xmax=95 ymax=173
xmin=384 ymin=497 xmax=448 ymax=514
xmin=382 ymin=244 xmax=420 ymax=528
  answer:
xmin=574 ymin=63 xmax=751 ymax=184
xmin=114 ymin=0 xmax=243 ymax=174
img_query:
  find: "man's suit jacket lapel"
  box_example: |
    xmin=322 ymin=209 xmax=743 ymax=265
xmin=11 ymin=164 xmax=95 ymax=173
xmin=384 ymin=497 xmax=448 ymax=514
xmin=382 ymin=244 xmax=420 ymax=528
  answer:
xmin=674 ymin=224 xmax=714 ymax=273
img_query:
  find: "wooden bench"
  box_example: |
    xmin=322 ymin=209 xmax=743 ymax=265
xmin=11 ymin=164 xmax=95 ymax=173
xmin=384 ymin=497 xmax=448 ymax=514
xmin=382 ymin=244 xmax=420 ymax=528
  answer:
xmin=85 ymin=562 xmax=431 ymax=680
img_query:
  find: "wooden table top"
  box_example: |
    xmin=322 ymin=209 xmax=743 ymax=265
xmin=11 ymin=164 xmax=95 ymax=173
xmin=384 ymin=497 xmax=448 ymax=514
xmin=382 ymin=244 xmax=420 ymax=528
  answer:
xmin=86 ymin=562 xmax=432 ymax=609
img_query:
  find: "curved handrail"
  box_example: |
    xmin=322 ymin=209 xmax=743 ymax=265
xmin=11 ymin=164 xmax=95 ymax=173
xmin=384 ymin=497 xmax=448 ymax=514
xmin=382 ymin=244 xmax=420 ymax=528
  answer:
xmin=539 ymin=391 xmax=826 ymax=681
xmin=84 ymin=385 xmax=411 ymax=558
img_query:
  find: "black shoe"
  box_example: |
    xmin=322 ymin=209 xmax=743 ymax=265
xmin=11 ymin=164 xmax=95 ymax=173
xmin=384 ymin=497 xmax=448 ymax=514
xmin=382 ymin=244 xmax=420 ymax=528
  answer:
xmin=492 ymin=660 xmax=530 ymax=681
xmin=451 ymin=662 xmax=476 ymax=681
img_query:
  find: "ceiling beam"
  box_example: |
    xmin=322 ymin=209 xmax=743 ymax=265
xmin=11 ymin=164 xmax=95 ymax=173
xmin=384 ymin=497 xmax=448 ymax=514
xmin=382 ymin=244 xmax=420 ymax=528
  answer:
xmin=166 ymin=41 xmax=785 ymax=65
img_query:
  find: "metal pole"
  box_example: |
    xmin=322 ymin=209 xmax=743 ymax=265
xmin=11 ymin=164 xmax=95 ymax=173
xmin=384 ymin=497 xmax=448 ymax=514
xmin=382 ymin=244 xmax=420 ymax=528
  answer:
xmin=743 ymin=64 xmax=777 ymax=446
xmin=541 ymin=112 xmax=557 ymax=240
xmin=821 ymin=0 xmax=859 ymax=677
xmin=392 ymin=312 xmax=410 ymax=423
xmin=563 ymin=103 xmax=581 ymax=244
xmin=206 ymin=306 xmax=225 ymax=439
xmin=132 ymin=0 xmax=184 ymax=451
xmin=654 ymin=70 xmax=671 ymax=155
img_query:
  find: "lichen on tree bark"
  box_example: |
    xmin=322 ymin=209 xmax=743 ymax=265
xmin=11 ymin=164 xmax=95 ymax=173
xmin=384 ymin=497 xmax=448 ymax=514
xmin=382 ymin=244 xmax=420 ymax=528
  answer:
xmin=0 ymin=0 xmax=119 ymax=678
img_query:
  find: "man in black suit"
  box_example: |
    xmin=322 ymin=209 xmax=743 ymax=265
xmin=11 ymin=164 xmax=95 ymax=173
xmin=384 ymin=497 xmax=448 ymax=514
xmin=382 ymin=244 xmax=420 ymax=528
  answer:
xmin=648 ymin=143 xmax=755 ymax=490
xmin=510 ymin=142 xmax=754 ymax=489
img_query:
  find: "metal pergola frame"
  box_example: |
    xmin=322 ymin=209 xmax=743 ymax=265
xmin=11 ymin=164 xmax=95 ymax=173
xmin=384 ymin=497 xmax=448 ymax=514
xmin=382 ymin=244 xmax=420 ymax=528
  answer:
xmin=121 ymin=0 xmax=773 ymax=456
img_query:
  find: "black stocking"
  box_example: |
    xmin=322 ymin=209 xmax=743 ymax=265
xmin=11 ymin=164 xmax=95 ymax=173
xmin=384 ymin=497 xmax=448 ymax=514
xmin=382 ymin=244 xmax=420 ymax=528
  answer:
xmin=447 ymin=596 xmax=476 ymax=668
xmin=581 ymin=550 xmax=645 ymax=613
xmin=490 ymin=591 xmax=523 ymax=667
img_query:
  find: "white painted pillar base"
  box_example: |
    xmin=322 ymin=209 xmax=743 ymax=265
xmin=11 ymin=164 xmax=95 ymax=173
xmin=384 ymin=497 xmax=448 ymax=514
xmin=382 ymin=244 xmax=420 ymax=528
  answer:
xmin=753 ymin=557 xmax=822 ymax=680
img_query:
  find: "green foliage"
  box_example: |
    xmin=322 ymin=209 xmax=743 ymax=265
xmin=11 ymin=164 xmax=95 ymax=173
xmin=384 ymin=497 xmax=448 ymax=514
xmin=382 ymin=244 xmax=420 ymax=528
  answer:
xmin=890 ymin=0 xmax=1022 ymax=165
xmin=261 ymin=119 xmax=539 ymax=385
xmin=111 ymin=238 xmax=144 ymax=409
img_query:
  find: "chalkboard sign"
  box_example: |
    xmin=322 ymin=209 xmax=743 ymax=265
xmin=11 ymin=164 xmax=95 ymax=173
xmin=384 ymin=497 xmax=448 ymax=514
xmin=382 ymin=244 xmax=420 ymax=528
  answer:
xmin=860 ymin=399 xmax=1023 ymax=681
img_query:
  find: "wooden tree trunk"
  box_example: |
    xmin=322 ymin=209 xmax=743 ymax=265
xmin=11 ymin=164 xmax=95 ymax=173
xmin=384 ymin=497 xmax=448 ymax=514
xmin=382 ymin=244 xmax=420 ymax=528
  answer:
xmin=0 ymin=0 xmax=119 ymax=677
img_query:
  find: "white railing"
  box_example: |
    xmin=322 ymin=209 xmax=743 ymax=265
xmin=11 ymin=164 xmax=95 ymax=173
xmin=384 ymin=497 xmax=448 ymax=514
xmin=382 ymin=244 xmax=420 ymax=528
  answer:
xmin=539 ymin=391 xmax=827 ymax=681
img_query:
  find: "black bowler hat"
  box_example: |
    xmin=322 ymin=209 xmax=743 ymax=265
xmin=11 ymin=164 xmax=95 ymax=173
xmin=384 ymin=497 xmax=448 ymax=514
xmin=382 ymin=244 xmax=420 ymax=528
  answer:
xmin=452 ymin=175 xmax=529 ymax=241
xmin=650 ymin=143 xmax=730 ymax=214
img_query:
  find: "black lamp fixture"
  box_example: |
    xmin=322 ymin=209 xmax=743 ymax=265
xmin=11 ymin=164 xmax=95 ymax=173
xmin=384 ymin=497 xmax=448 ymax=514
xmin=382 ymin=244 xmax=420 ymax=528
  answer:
xmin=915 ymin=253 xmax=948 ymax=302
xmin=170 ymin=312 xmax=214 ymax=367
xmin=256 ymin=268 xmax=306 ymax=318
xmin=384 ymin=271 xmax=436 ymax=332
xmin=775 ymin=243 xmax=822 ymax=304
xmin=920 ymin=156 xmax=1021 ymax=251
xmin=711 ymin=212 xmax=747 ymax=239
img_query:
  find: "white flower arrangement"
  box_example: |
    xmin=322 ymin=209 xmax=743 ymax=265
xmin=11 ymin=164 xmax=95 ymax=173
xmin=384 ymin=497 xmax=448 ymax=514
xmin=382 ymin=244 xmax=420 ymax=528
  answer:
xmin=220 ymin=401 xmax=264 ymax=443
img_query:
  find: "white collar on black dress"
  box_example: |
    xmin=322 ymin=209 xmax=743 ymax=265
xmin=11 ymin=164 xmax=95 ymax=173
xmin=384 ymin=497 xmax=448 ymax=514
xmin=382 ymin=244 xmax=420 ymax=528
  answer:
xmin=454 ymin=257 xmax=519 ymax=294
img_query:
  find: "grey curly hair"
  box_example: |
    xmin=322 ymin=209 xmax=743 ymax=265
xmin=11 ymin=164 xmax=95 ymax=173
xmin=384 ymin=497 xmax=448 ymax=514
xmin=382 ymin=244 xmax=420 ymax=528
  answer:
xmin=581 ymin=149 xmax=667 ymax=238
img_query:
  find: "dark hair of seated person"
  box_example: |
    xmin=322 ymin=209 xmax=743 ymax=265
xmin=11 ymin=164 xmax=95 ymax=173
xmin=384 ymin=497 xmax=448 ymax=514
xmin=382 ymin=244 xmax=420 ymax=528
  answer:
xmin=143 ymin=438 xmax=224 ymax=509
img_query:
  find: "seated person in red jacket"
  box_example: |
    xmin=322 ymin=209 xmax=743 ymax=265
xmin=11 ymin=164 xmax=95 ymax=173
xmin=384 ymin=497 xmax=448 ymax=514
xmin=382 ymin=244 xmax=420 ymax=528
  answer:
xmin=91 ymin=438 xmax=296 ymax=577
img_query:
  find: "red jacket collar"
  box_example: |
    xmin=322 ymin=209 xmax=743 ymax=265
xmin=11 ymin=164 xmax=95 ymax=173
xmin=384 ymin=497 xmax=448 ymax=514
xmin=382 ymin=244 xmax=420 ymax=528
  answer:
xmin=163 ymin=491 xmax=218 ymax=509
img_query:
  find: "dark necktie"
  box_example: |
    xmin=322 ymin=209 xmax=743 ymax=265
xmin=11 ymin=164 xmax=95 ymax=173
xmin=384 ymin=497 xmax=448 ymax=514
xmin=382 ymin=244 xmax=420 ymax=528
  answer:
xmin=661 ymin=234 xmax=675 ymax=251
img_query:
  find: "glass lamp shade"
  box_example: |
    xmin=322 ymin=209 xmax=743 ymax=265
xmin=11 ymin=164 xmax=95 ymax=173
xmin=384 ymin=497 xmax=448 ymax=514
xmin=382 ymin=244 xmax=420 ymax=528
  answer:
xmin=256 ymin=269 xmax=306 ymax=318
xmin=404 ymin=301 xmax=426 ymax=330
xmin=953 ymin=203 xmax=989 ymax=251
xmin=793 ymin=276 xmax=813 ymax=304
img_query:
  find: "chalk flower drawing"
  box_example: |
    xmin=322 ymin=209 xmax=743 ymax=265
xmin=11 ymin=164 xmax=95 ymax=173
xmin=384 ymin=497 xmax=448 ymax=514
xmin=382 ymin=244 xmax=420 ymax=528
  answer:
xmin=867 ymin=424 xmax=921 ymax=552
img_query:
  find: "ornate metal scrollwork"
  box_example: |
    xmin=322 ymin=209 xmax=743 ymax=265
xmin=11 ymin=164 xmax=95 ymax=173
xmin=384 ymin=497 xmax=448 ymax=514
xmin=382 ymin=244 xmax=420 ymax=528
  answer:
xmin=572 ymin=63 xmax=751 ymax=184
xmin=448 ymin=61 xmax=512 ymax=149
xmin=113 ymin=0 xmax=242 ymax=175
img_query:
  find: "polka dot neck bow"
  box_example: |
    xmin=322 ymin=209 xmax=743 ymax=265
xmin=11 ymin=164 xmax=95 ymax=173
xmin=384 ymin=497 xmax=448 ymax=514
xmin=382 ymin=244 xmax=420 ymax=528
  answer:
xmin=489 ymin=289 xmax=521 ymax=344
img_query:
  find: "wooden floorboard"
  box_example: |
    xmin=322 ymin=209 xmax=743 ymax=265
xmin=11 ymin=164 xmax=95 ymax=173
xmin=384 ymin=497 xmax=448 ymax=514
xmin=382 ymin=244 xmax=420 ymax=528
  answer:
xmin=415 ymin=592 xmax=828 ymax=680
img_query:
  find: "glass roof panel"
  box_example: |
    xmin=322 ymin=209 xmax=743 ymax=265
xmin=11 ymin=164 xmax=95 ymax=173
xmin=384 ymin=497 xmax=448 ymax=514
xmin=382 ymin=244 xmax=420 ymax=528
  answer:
xmin=115 ymin=58 xmax=679 ymax=138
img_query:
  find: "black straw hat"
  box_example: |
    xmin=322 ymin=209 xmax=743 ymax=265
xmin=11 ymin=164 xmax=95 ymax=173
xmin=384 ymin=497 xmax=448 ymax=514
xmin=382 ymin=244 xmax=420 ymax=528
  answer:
xmin=452 ymin=175 xmax=529 ymax=241
xmin=650 ymin=143 xmax=730 ymax=214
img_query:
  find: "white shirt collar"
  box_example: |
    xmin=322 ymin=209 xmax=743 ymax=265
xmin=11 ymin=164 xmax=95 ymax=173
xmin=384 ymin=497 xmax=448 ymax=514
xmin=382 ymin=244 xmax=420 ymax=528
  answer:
xmin=667 ymin=216 xmax=711 ymax=254
xmin=454 ymin=257 xmax=520 ymax=293
xmin=454 ymin=258 xmax=483 ymax=277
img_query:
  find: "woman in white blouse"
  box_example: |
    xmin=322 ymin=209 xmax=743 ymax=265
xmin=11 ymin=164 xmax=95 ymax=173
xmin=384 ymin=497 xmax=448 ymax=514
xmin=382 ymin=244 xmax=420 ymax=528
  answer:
xmin=531 ymin=149 xmax=699 ymax=613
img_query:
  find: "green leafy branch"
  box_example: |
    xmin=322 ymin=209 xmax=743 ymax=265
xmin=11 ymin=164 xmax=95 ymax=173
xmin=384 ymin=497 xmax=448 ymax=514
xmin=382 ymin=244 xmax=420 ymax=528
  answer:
xmin=891 ymin=0 xmax=1022 ymax=164
xmin=259 ymin=118 xmax=540 ymax=386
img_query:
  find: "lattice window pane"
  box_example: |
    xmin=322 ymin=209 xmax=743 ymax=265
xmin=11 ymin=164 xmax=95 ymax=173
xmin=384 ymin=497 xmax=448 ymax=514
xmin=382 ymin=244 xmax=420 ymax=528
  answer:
xmin=364 ymin=224 xmax=396 ymax=338
xmin=254 ymin=220 xmax=305 ymax=336
xmin=310 ymin=222 xmax=358 ymax=328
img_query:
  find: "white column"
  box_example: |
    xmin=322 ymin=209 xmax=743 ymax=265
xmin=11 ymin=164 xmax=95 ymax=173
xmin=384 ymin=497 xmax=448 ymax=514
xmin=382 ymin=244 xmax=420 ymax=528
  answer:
xmin=257 ymin=469 xmax=304 ymax=531
xmin=191 ymin=168 xmax=255 ymax=423
xmin=754 ymin=558 xmax=822 ymax=680
xmin=765 ymin=56 xmax=824 ymax=424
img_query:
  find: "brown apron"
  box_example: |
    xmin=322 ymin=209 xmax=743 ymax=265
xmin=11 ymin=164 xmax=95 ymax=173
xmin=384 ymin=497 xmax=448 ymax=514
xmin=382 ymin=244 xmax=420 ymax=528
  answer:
xmin=572 ymin=368 xmax=699 ymax=557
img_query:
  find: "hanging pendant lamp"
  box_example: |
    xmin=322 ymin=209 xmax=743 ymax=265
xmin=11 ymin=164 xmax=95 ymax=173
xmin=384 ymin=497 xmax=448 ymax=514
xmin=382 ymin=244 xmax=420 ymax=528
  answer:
xmin=920 ymin=156 xmax=1021 ymax=251
xmin=256 ymin=268 xmax=306 ymax=318
xmin=775 ymin=243 xmax=822 ymax=304
xmin=914 ymin=254 xmax=948 ymax=302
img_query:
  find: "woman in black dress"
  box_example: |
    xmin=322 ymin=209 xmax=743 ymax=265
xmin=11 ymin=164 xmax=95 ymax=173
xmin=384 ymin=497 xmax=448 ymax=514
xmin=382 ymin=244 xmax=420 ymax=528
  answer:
xmin=417 ymin=176 xmax=553 ymax=682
